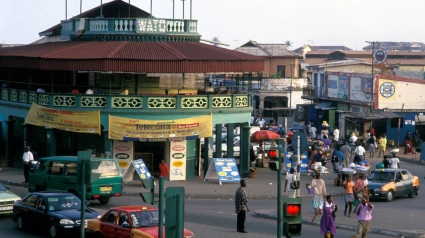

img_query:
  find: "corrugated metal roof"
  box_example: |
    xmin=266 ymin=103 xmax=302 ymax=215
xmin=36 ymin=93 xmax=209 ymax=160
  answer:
xmin=0 ymin=41 xmax=264 ymax=73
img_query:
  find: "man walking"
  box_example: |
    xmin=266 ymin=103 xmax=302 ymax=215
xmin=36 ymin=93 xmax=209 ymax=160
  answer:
xmin=354 ymin=142 xmax=366 ymax=165
xmin=389 ymin=153 xmax=400 ymax=169
xmin=22 ymin=146 xmax=34 ymax=183
xmin=340 ymin=141 xmax=351 ymax=167
xmin=355 ymin=196 xmax=374 ymax=238
xmin=309 ymin=125 xmax=317 ymax=140
xmin=235 ymin=180 xmax=249 ymax=233
xmin=333 ymin=128 xmax=340 ymax=148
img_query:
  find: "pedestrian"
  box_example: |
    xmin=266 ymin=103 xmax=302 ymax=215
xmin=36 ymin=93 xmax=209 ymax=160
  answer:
xmin=85 ymin=85 xmax=94 ymax=94
xmin=332 ymin=128 xmax=340 ymax=148
xmin=322 ymin=135 xmax=330 ymax=151
xmin=389 ymin=153 xmax=400 ymax=169
xmin=382 ymin=155 xmax=390 ymax=168
xmin=404 ymin=130 xmax=415 ymax=154
xmin=367 ymin=133 xmax=375 ymax=158
xmin=311 ymin=172 xmax=327 ymax=212
xmin=354 ymin=142 xmax=366 ymax=165
xmin=235 ymin=179 xmax=249 ymax=233
xmin=378 ymin=133 xmax=387 ymax=158
xmin=343 ymin=176 xmax=355 ymax=217
xmin=349 ymin=133 xmax=358 ymax=146
xmin=321 ymin=121 xmax=329 ymax=140
xmin=340 ymin=141 xmax=351 ymax=167
xmin=121 ymin=85 xmax=129 ymax=95
xmin=289 ymin=152 xmax=298 ymax=171
xmin=284 ymin=168 xmax=297 ymax=198
xmin=159 ymin=160 xmax=169 ymax=180
xmin=354 ymin=174 xmax=369 ymax=205
xmin=311 ymin=195 xmax=337 ymax=238
xmin=355 ymin=196 xmax=374 ymax=238
xmin=310 ymin=125 xmax=317 ymax=140
xmin=22 ymin=146 xmax=34 ymax=183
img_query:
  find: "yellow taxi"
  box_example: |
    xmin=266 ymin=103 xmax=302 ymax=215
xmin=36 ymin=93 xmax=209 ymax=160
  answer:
xmin=368 ymin=169 xmax=420 ymax=202
xmin=87 ymin=206 xmax=195 ymax=238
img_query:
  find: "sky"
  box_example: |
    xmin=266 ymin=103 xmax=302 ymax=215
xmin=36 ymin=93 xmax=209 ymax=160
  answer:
xmin=1 ymin=0 xmax=425 ymax=50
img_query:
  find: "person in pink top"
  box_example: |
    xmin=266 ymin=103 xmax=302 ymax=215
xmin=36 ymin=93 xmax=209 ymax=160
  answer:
xmin=355 ymin=196 xmax=374 ymax=238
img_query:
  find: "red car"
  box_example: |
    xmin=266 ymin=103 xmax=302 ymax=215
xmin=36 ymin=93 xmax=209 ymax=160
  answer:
xmin=87 ymin=206 xmax=195 ymax=238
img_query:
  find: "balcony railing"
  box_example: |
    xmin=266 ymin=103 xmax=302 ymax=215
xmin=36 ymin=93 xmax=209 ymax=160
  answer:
xmin=302 ymin=87 xmax=317 ymax=98
xmin=61 ymin=17 xmax=199 ymax=40
xmin=0 ymin=89 xmax=250 ymax=110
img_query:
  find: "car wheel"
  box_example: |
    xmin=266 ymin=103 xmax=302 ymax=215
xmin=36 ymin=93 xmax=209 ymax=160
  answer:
xmin=98 ymin=197 xmax=110 ymax=205
xmin=386 ymin=190 xmax=394 ymax=202
xmin=408 ymin=188 xmax=415 ymax=198
xmin=49 ymin=224 xmax=60 ymax=238
xmin=16 ymin=215 xmax=26 ymax=230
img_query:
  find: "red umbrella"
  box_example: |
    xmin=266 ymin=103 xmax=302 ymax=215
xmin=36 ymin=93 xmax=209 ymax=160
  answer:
xmin=250 ymin=130 xmax=280 ymax=142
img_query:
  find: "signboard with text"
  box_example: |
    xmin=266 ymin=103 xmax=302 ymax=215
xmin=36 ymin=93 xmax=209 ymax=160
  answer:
xmin=132 ymin=159 xmax=152 ymax=179
xmin=284 ymin=151 xmax=308 ymax=173
xmin=113 ymin=140 xmax=134 ymax=174
xmin=169 ymin=140 xmax=187 ymax=181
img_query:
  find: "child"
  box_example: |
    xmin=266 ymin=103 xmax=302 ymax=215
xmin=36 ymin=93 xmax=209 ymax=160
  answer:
xmin=312 ymin=195 xmax=337 ymax=238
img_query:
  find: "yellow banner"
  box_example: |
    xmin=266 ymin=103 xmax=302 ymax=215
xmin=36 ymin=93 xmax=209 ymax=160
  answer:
xmin=25 ymin=103 xmax=101 ymax=135
xmin=108 ymin=114 xmax=212 ymax=141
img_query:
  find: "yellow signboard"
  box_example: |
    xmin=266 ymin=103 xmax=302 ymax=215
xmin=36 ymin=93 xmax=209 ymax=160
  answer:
xmin=25 ymin=103 xmax=101 ymax=135
xmin=108 ymin=114 xmax=212 ymax=141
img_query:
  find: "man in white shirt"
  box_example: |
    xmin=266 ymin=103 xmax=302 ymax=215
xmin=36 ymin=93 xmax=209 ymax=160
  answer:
xmin=354 ymin=143 xmax=366 ymax=164
xmin=309 ymin=126 xmax=317 ymax=140
xmin=85 ymin=86 xmax=94 ymax=94
xmin=22 ymin=146 xmax=34 ymax=183
xmin=257 ymin=118 xmax=265 ymax=129
xmin=389 ymin=153 xmax=400 ymax=169
xmin=333 ymin=128 xmax=340 ymax=147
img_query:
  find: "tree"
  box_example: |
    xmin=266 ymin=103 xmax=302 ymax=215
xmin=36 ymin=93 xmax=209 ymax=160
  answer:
xmin=211 ymin=36 xmax=220 ymax=47
xmin=285 ymin=40 xmax=293 ymax=49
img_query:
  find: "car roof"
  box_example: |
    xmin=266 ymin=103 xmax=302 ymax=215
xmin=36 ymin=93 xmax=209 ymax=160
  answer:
xmin=109 ymin=206 xmax=158 ymax=212
xmin=29 ymin=191 xmax=76 ymax=197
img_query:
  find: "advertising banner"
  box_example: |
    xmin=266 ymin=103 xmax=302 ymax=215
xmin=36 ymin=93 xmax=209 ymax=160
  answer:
xmin=338 ymin=76 xmax=349 ymax=99
xmin=108 ymin=114 xmax=212 ymax=141
xmin=350 ymin=77 xmax=372 ymax=102
xmin=25 ymin=103 xmax=100 ymax=134
xmin=284 ymin=151 xmax=309 ymax=173
xmin=169 ymin=140 xmax=187 ymax=181
xmin=113 ymin=140 xmax=134 ymax=173
xmin=327 ymin=75 xmax=339 ymax=98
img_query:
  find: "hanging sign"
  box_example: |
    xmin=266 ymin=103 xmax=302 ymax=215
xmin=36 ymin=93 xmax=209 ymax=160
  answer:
xmin=373 ymin=49 xmax=387 ymax=64
xmin=108 ymin=114 xmax=212 ymax=141
xmin=25 ymin=103 xmax=100 ymax=134
xmin=169 ymin=140 xmax=187 ymax=181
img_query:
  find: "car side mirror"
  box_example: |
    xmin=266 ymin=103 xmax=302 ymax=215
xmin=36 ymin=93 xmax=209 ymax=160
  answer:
xmin=122 ymin=223 xmax=131 ymax=228
xmin=38 ymin=205 xmax=46 ymax=211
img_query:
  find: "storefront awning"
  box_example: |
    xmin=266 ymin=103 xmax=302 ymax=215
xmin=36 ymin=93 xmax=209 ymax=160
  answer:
xmin=315 ymin=102 xmax=336 ymax=110
xmin=345 ymin=111 xmax=400 ymax=120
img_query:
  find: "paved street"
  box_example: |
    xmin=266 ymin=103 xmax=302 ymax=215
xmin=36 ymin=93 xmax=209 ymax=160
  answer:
xmin=2 ymin=186 xmax=391 ymax=238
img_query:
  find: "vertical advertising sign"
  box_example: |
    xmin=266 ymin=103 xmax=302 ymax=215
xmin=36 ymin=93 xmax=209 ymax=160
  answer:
xmin=338 ymin=76 xmax=349 ymax=99
xmin=169 ymin=140 xmax=187 ymax=181
xmin=113 ymin=140 xmax=134 ymax=174
xmin=284 ymin=151 xmax=309 ymax=173
xmin=327 ymin=75 xmax=339 ymax=98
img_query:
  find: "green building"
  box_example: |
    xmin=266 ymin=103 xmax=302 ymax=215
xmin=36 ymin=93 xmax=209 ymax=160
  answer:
xmin=0 ymin=0 xmax=263 ymax=180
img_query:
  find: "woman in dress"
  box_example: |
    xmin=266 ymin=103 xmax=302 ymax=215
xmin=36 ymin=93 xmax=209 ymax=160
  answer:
xmin=311 ymin=173 xmax=327 ymax=212
xmin=312 ymin=195 xmax=337 ymax=238
xmin=378 ymin=133 xmax=387 ymax=158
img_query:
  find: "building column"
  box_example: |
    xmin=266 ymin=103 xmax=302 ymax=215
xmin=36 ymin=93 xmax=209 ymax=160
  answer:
xmin=103 ymin=129 xmax=112 ymax=158
xmin=214 ymin=124 xmax=222 ymax=158
xmin=202 ymin=137 xmax=213 ymax=179
xmin=5 ymin=118 xmax=15 ymax=166
xmin=240 ymin=122 xmax=251 ymax=178
xmin=226 ymin=123 xmax=235 ymax=158
xmin=45 ymin=127 xmax=56 ymax=157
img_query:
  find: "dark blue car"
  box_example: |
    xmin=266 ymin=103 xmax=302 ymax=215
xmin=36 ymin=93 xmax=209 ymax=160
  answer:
xmin=12 ymin=192 xmax=100 ymax=238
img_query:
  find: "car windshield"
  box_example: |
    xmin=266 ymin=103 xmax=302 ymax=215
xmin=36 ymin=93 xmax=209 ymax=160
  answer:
xmin=92 ymin=160 xmax=120 ymax=177
xmin=47 ymin=195 xmax=82 ymax=211
xmin=369 ymin=171 xmax=395 ymax=182
xmin=0 ymin=183 xmax=7 ymax=191
xmin=130 ymin=210 xmax=160 ymax=228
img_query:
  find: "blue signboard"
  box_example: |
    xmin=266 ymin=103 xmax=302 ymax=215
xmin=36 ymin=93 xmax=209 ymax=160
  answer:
xmin=213 ymin=158 xmax=241 ymax=183
xmin=132 ymin=159 xmax=152 ymax=179
xmin=284 ymin=151 xmax=309 ymax=173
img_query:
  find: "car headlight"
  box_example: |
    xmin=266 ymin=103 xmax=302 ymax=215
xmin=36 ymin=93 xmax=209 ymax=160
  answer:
xmin=59 ymin=219 xmax=75 ymax=225
xmin=97 ymin=215 xmax=102 ymax=219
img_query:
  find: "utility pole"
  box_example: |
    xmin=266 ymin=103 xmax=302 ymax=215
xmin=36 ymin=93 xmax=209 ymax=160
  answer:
xmin=289 ymin=61 xmax=294 ymax=117
xmin=366 ymin=41 xmax=379 ymax=112
xmin=172 ymin=0 xmax=175 ymax=19
xmin=190 ymin=0 xmax=192 ymax=20
xmin=80 ymin=0 xmax=82 ymax=14
xmin=181 ymin=0 xmax=186 ymax=19
xmin=65 ymin=0 xmax=68 ymax=20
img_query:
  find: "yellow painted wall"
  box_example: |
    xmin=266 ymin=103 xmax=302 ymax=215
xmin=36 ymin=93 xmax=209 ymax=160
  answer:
xmin=378 ymin=77 xmax=425 ymax=110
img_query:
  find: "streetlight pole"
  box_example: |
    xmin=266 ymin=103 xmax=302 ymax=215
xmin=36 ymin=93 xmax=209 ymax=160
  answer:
xmin=181 ymin=0 xmax=186 ymax=19
xmin=289 ymin=61 xmax=294 ymax=117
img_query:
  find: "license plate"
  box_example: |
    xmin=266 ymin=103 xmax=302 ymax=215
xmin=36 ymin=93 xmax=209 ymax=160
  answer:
xmin=100 ymin=186 xmax=112 ymax=192
xmin=0 ymin=206 xmax=13 ymax=211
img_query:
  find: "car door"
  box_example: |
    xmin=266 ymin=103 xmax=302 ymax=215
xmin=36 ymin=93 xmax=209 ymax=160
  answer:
xmin=115 ymin=212 xmax=132 ymax=238
xmin=100 ymin=210 xmax=119 ymax=238
xmin=19 ymin=194 xmax=38 ymax=227
xmin=401 ymin=170 xmax=413 ymax=195
xmin=34 ymin=196 xmax=50 ymax=229
xmin=46 ymin=162 xmax=66 ymax=191
xmin=394 ymin=172 xmax=405 ymax=196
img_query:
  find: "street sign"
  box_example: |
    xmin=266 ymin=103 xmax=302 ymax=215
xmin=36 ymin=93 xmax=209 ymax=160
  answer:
xmin=292 ymin=131 xmax=308 ymax=153
xmin=284 ymin=151 xmax=308 ymax=173
xmin=373 ymin=49 xmax=387 ymax=64
xmin=204 ymin=158 xmax=240 ymax=185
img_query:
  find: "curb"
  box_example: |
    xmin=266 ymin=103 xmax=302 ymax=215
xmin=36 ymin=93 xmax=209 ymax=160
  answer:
xmin=254 ymin=210 xmax=425 ymax=238
xmin=399 ymin=156 xmax=425 ymax=166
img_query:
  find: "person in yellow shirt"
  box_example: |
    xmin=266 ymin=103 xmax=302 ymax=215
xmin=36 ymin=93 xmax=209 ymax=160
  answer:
xmin=378 ymin=133 xmax=387 ymax=158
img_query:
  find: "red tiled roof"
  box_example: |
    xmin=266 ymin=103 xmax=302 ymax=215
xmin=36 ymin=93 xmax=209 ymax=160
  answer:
xmin=0 ymin=42 xmax=264 ymax=73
